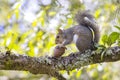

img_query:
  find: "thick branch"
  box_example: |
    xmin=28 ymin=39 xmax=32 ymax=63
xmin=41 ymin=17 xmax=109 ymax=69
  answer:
xmin=0 ymin=46 xmax=120 ymax=80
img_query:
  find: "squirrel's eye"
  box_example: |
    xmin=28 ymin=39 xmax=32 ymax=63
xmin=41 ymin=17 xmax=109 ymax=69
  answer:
xmin=57 ymin=36 xmax=59 ymax=38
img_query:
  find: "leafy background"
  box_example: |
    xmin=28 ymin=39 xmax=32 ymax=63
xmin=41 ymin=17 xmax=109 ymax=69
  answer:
xmin=0 ymin=0 xmax=120 ymax=80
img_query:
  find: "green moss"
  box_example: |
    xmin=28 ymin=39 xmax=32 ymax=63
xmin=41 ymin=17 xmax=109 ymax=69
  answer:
xmin=5 ymin=59 xmax=13 ymax=69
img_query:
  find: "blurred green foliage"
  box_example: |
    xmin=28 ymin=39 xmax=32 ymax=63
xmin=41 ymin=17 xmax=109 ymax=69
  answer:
xmin=0 ymin=0 xmax=120 ymax=80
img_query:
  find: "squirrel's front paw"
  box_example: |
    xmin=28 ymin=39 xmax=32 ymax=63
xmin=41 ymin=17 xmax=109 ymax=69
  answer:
xmin=58 ymin=44 xmax=64 ymax=47
xmin=58 ymin=44 xmax=67 ymax=49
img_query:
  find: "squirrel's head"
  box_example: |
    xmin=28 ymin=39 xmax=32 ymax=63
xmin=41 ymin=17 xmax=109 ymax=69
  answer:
xmin=55 ymin=29 xmax=65 ymax=44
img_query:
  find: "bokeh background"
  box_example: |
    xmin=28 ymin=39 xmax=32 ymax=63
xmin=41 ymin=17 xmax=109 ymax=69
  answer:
xmin=0 ymin=0 xmax=120 ymax=80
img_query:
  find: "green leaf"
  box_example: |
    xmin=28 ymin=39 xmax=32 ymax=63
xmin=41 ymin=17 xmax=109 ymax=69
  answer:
xmin=118 ymin=39 xmax=120 ymax=46
xmin=108 ymin=32 xmax=120 ymax=46
xmin=114 ymin=25 xmax=120 ymax=31
xmin=101 ymin=34 xmax=108 ymax=46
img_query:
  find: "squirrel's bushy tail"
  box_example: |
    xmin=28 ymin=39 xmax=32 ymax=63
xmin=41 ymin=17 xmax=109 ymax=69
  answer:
xmin=75 ymin=10 xmax=100 ymax=43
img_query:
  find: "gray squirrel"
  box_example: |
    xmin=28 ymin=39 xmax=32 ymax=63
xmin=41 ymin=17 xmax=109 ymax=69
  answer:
xmin=55 ymin=10 xmax=100 ymax=53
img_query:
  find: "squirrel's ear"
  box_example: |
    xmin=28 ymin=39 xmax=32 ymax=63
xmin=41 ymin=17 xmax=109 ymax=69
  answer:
xmin=58 ymin=29 xmax=63 ymax=33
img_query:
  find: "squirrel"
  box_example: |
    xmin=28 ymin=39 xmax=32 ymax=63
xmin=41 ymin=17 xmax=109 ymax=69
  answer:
xmin=55 ymin=10 xmax=100 ymax=53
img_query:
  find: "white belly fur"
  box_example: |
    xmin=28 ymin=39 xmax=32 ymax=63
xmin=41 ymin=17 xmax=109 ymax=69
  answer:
xmin=73 ymin=34 xmax=78 ymax=43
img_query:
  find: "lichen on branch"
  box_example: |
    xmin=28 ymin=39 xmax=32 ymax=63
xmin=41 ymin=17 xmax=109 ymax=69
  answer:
xmin=0 ymin=46 xmax=120 ymax=80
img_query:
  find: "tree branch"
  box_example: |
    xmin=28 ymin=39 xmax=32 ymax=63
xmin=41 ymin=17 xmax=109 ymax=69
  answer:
xmin=0 ymin=46 xmax=120 ymax=80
